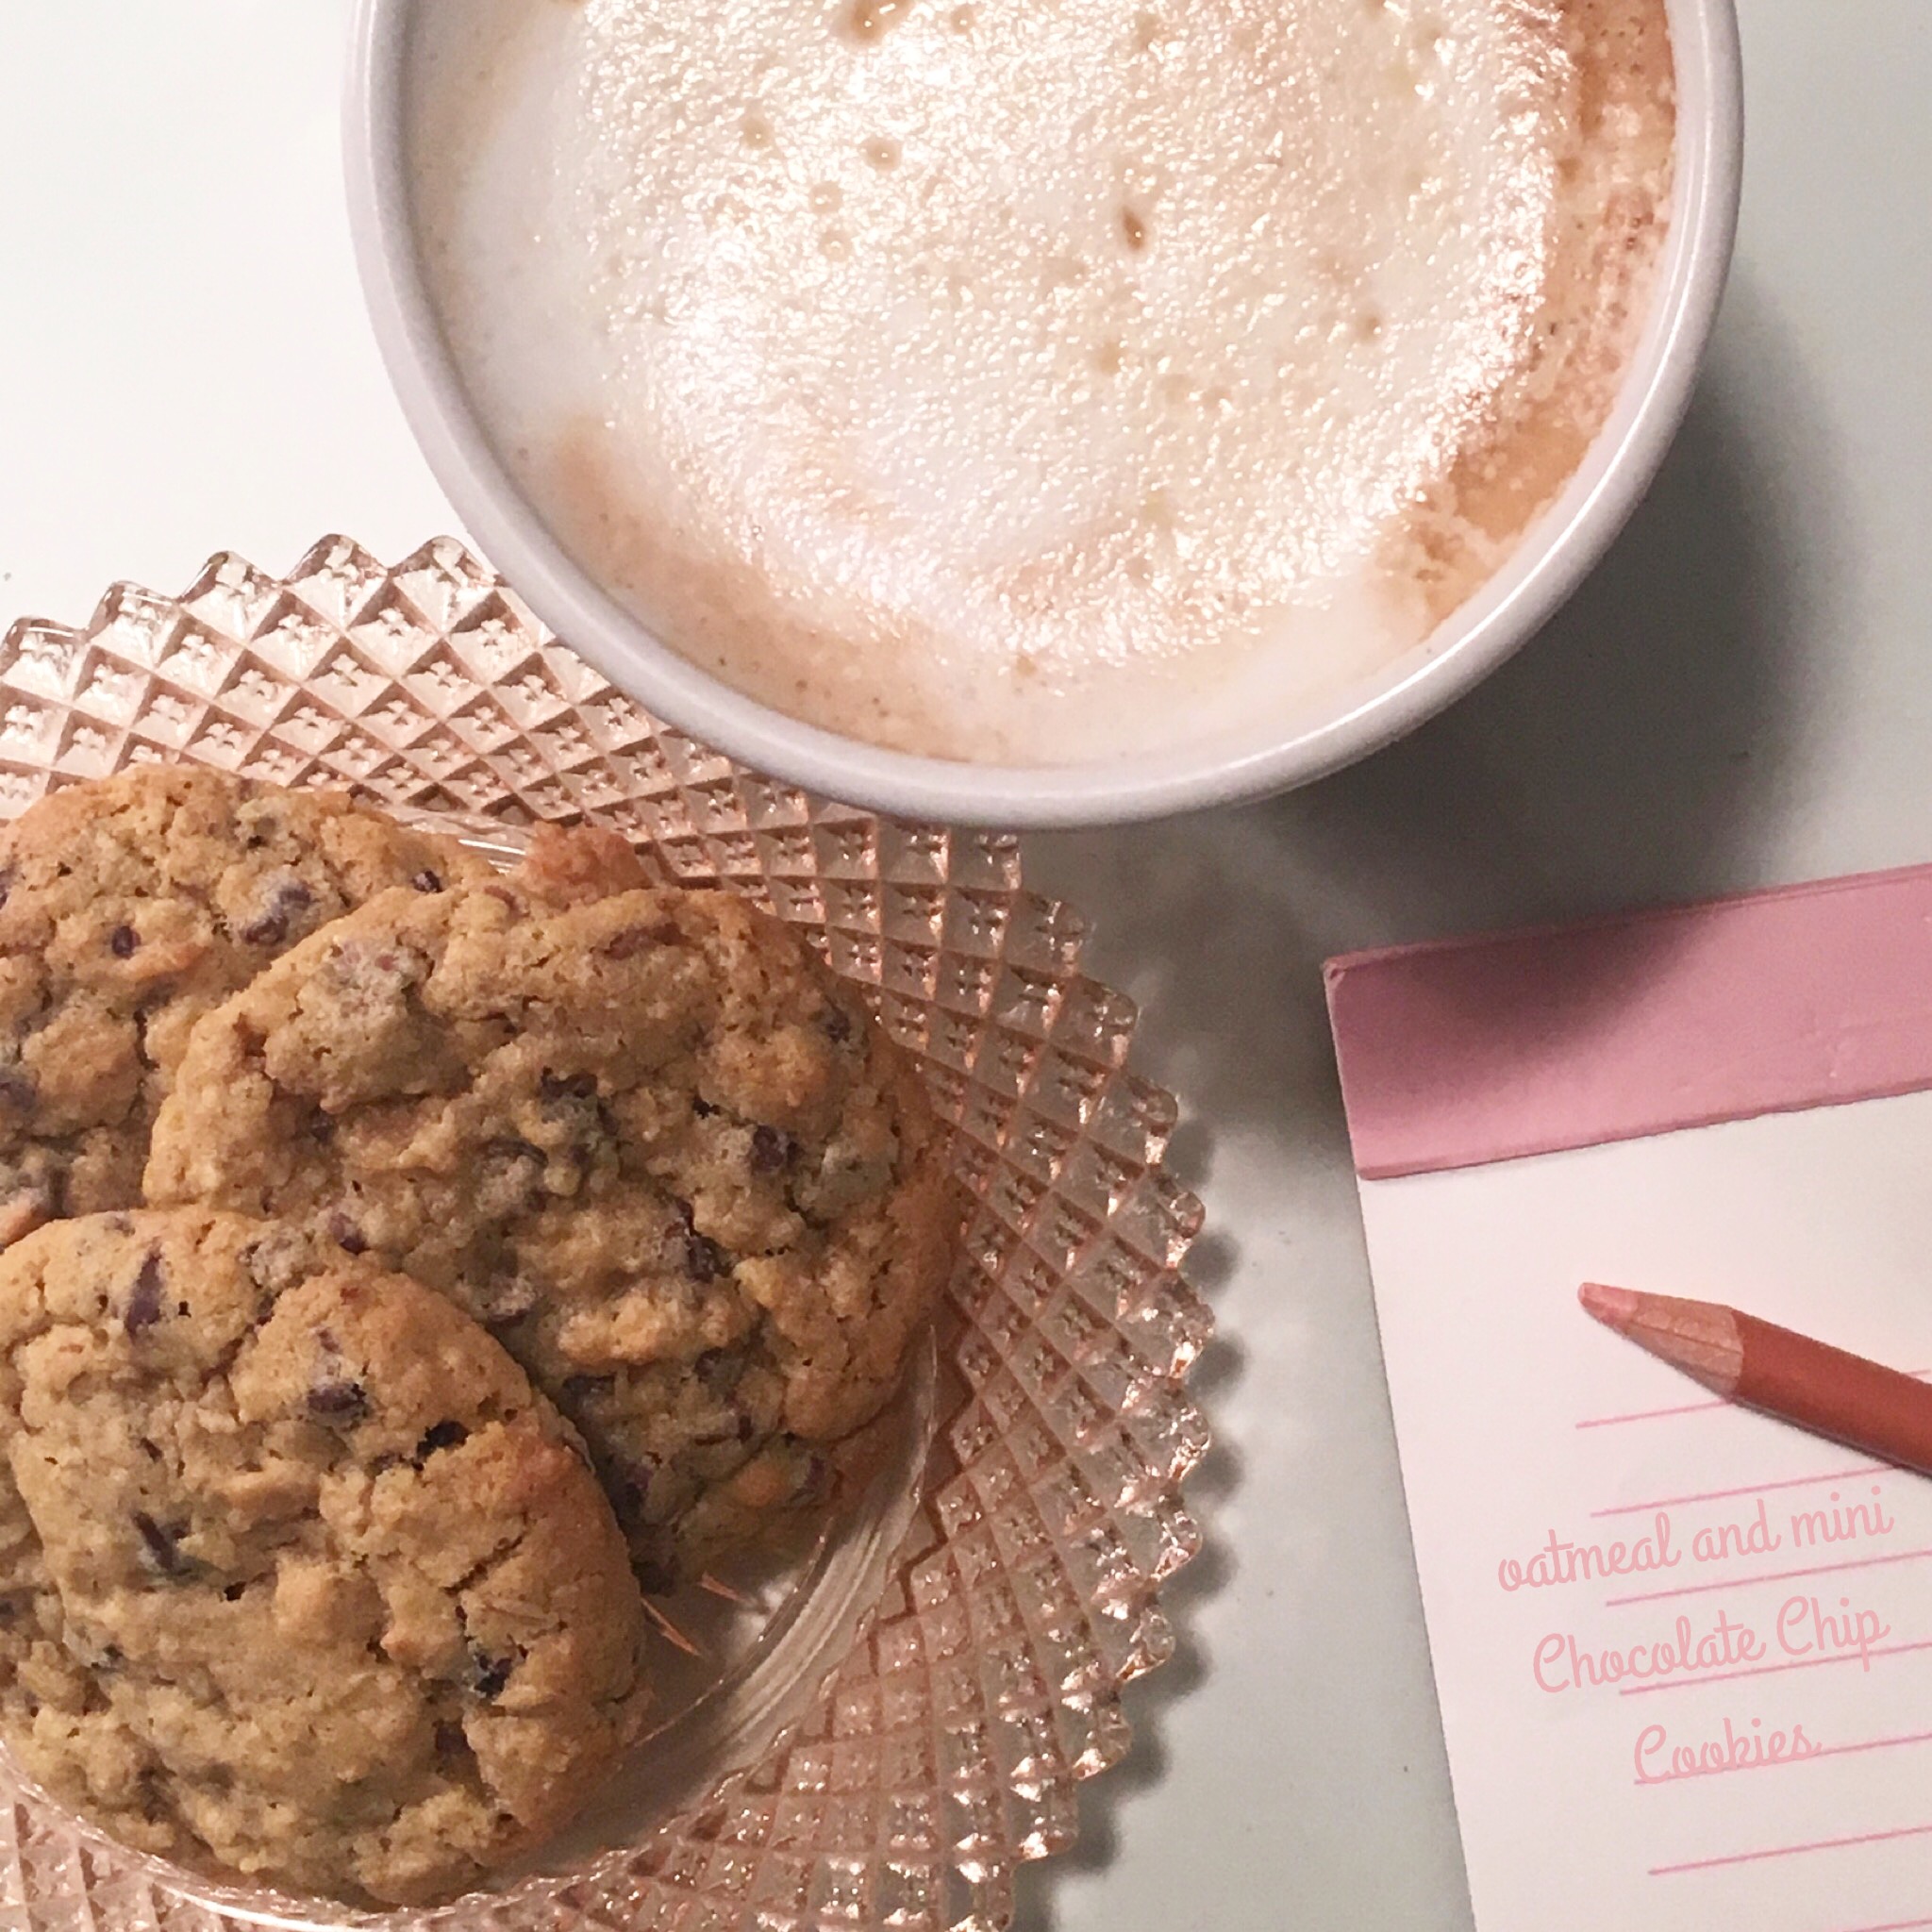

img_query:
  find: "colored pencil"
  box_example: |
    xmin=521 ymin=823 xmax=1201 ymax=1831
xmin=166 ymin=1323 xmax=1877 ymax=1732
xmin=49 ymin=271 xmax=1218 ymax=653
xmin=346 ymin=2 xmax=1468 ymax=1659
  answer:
xmin=1579 ymin=1281 xmax=1932 ymax=1476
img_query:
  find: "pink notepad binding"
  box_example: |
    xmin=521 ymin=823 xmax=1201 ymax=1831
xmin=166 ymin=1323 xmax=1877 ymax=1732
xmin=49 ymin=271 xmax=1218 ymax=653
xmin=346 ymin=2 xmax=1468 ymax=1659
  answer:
xmin=1324 ymin=862 xmax=1932 ymax=1179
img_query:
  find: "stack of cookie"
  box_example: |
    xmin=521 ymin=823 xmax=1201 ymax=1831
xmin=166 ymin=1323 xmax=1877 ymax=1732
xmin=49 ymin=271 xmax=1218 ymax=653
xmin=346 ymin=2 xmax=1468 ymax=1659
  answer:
xmin=0 ymin=768 xmax=955 ymax=1905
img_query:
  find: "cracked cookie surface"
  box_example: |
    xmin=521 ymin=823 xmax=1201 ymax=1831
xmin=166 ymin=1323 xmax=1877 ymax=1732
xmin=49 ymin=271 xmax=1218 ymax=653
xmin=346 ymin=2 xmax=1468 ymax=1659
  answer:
xmin=0 ymin=769 xmax=491 ymax=1248
xmin=147 ymin=841 xmax=958 ymax=1582
xmin=0 ymin=1208 xmax=648 ymax=1906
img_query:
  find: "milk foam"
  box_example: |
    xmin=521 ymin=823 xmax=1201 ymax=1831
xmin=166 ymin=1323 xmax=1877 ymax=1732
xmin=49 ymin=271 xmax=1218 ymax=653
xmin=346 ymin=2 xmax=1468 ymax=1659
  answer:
xmin=409 ymin=0 xmax=1674 ymax=763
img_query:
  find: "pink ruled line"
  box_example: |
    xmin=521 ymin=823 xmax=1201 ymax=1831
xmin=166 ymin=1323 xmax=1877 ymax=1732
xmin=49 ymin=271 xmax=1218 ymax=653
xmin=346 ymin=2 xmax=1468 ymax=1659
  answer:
xmin=1620 ymin=1634 xmax=1932 ymax=1697
xmin=1834 ymin=1918 xmax=1932 ymax=1931
xmin=1579 ymin=1369 xmax=1932 ymax=1432
xmin=1577 ymin=1392 xmax=1732 ymax=1429
xmin=1604 ymin=1543 xmax=1932 ymax=1607
xmin=1592 ymin=1463 xmax=1888 ymax=1519
xmin=1635 ymin=1725 xmax=1932 ymax=1787
xmin=1652 ymin=1818 xmax=1932 ymax=1877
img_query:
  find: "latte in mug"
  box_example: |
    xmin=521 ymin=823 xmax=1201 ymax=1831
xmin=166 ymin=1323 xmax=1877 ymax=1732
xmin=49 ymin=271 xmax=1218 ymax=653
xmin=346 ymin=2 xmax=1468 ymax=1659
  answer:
xmin=409 ymin=0 xmax=1674 ymax=764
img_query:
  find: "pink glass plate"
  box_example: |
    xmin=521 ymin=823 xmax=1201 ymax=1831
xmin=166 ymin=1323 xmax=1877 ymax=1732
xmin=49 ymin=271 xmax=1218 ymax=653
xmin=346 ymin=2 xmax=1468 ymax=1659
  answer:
xmin=0 ymin=536 xmax=1210 ymax=1932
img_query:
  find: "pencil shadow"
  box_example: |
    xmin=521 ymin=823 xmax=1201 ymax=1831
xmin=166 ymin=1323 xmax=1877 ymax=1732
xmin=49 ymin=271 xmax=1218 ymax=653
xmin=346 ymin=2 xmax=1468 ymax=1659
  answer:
xmin=1008 ymin=274 xmax=1833 ymax=1929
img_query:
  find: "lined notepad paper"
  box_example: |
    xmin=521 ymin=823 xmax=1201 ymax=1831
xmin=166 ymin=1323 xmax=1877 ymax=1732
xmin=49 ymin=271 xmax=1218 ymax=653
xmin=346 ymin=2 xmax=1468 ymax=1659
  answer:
xmin=1327 ymin=865 xmax=1932 ymax=1932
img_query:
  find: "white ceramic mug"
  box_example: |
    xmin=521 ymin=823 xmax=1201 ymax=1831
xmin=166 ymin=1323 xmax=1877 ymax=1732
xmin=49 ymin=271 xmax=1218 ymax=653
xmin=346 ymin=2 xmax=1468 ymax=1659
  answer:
xmin=345 ymin=0 xmax=1742 ymax=828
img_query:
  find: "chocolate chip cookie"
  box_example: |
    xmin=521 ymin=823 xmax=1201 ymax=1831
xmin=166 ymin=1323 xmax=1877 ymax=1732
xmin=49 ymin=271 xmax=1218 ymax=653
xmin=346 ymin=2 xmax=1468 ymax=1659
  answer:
xmin=0 ymin=1208 xmax=649 ymax=1906
xmin=146 ymin=846 xmax=958 ymax=1582
xmin=0 ymin=769 xmax=490 ymax=1247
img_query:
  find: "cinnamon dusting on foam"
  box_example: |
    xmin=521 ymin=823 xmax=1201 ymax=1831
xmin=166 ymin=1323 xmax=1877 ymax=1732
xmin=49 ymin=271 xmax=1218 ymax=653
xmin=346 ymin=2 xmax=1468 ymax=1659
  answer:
xmin=410 ymin=0 xmax=1677 ymax=764
xmin=1390 ymin=0 xmax=1676 ymax=625
xmin=547 ymin=418 xmax=954 ymax=756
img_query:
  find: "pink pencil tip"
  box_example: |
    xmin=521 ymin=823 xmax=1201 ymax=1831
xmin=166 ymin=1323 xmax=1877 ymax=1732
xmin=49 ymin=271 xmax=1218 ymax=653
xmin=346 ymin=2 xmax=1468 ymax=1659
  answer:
xmin=1579 ymin=1281 xmax=1641 ymax=1331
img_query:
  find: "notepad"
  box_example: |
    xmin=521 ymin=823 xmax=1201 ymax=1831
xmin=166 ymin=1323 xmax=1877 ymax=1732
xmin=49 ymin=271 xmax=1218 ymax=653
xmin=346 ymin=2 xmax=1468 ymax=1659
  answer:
xmin=1326 ymin=864 xmax=1932 ymax=1932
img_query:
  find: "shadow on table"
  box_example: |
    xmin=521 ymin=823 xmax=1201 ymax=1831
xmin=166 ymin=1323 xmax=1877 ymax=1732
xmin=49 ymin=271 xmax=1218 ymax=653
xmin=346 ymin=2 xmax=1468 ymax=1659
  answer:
xmin=1009 ymin=275 xmax=1832 ymax=1930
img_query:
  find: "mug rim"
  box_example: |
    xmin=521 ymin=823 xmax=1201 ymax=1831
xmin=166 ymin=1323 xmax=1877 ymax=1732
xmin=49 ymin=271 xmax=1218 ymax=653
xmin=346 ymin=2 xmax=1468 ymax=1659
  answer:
xmin=345 ymin=0 xmax=1743 ymax=829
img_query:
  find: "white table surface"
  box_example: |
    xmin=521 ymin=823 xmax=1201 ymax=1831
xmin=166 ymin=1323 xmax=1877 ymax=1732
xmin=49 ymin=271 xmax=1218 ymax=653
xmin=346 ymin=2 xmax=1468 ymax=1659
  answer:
xmin=3 ymin=6 xmax=1927 ymax=1926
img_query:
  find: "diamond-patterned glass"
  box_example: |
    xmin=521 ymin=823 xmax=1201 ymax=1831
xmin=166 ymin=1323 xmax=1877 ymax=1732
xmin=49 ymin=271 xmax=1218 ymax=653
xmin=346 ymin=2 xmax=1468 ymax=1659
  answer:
xmin=0 ymin=537 xmax=1209 ymax=1932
